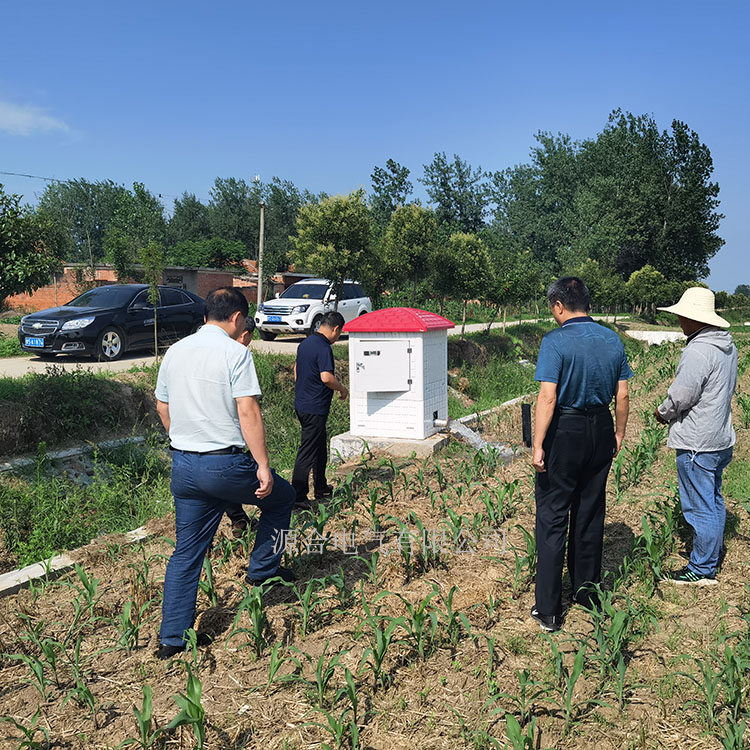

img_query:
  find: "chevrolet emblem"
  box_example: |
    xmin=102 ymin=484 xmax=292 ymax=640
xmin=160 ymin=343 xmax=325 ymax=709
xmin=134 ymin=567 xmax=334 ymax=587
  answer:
xmin=33 ymin=323 xmax=42 ymax=329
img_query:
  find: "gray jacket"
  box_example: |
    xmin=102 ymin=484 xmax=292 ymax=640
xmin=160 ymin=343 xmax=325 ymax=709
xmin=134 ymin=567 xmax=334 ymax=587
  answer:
xmin=657 ymin=327 xmax=737 ymax=452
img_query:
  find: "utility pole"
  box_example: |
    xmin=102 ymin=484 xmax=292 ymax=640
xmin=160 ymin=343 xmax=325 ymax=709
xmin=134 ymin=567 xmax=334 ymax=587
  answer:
xmin=257 ymin=200 xmax=266 ymax=308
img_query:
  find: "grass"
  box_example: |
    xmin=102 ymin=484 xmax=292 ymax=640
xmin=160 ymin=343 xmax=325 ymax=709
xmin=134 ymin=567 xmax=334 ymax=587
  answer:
xmin=0 ymin=365 xmax=155 ymax=456
xmin=0 ymin=334 xmax=28 ymax=357
xmin=0 ymin=441 xmax=172 ymax=566
xmin=725 ymin=458 xmax=750 ymax=504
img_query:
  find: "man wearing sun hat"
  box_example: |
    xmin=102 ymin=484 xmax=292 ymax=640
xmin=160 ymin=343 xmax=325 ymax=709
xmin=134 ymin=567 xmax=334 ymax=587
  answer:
xmin=654 ymin=286 xmax=738 ymax=585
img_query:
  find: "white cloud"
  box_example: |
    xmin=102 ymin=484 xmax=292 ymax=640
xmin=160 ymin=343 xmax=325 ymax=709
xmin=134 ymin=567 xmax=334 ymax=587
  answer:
xmin=0 ymin=99 xmax=70 ymax=136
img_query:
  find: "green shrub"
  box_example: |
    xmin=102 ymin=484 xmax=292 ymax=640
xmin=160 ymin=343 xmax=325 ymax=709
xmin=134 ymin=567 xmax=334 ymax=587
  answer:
xmin=0 ymin=335 xmax=26 ymax=357
xmin=0 ymin=443 xmax=172 ymax=566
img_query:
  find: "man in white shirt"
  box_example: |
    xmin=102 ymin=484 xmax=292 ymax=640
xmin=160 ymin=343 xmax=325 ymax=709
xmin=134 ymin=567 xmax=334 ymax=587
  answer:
xmin=154 ymin=288 xmax=295 ymax=659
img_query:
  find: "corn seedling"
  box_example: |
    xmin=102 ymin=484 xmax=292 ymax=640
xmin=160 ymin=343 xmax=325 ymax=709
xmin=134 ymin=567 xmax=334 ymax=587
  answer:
xmin=306 ymin=706 xmax=360 ymax=750
xmin=486 ymin=668 xmax=549 ymax=726
xmin=736 ymin=393 xmax=750 ymax=429
xmin=302 ymin=641 xmax=350 ymax=709
xmin=197 ymin=557 xmax=218 ymax=607
xmin=229 ymin=584 xmax=268 ymax=657
xmin=6 ymin=653 xmax=51 ymax=700
xmin=264 ymin=643 xmax=303 ymax=693
xmin=433 ymin=584 xmax=472 ymax=647
xmin=0 ymin=709 xmax=50 ymax=750
xmin=63 ymin=678 xmax=98 ymax=728
xmin=288 ymin=577 xmax=329 ymax=637
xmin=119 ymin=685 xmax=164 ymax=749
xmin=335 ymin=667 xmax=360 ymax=726
xmin=167 ymin=665 xmax=206 ymax=749
xmin=503 ymin=713 xmax=537 ymax=750
xmin=393 ymin=590 xmax=439 ymax=661
xmin=117 ymin=599 xmax=152 ymax=653
xmin=359 ymin=613 xmax=404 ymax=691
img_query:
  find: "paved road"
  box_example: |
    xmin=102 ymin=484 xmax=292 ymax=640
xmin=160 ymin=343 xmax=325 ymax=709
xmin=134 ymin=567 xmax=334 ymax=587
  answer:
xmin=0 ymin=315 xmax=626 ymax=378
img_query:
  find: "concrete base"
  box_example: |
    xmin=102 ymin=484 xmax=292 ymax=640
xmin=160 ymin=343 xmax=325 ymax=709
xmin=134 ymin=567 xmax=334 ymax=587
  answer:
xmin=330 ymin=431 xmax=451 ymax=463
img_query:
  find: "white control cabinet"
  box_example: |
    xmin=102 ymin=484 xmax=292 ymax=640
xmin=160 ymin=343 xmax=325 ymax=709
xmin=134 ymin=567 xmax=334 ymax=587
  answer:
xmin=343 ymin=308 xmax=454 ymax=441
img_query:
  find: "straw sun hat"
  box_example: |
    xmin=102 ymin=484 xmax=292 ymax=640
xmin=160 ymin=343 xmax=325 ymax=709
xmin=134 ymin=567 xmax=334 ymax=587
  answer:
xmin=657 ymin=287 xmax=730 ymax=329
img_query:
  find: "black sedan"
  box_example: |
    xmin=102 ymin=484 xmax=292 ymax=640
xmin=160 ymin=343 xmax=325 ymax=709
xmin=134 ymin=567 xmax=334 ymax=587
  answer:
xmin=18 ymin=284 xmax=205 ymax=361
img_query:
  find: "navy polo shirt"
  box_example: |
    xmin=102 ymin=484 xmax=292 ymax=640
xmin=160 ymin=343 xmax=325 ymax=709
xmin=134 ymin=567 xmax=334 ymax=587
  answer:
xmin=295 ymin=332 xmax=336 ymax=415
xmin=534 ymin=317 xmax=633 ymax=409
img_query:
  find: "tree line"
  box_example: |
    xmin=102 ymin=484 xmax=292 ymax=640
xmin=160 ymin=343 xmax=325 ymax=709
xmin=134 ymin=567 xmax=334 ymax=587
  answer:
xmin=1 ymin=110 xmax=748 ymax=319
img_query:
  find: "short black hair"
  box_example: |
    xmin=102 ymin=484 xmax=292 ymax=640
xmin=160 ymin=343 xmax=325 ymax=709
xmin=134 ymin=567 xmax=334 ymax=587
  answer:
xmin=244 ymin=316 xmax=256 ymax=334
xmin=320 ymin=311 xmax=345 ymax=329
xmin=547 ymin=277 xmax=590 ymax=313
xmin=204 ymin=287 xmax=249 ymax=321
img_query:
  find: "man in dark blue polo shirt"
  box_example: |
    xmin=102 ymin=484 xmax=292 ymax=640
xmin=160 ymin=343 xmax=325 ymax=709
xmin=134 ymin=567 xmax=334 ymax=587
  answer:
xmin=292 ymin=311 xmax=348 ymax=508
xmin=531 ymin=277 xmax=632 ymax=632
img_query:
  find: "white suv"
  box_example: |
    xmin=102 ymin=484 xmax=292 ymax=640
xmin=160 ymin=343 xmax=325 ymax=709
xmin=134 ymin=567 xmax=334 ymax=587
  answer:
xmin=256 ymin=278 xmax=372 ymax=340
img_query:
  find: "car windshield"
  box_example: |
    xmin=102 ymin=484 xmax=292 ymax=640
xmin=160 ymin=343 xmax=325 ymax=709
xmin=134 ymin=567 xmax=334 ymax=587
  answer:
xmin=66 ymin=286 xmax=138 ymax=308
xmin=279 ymin=283 xmax=327 ymax=300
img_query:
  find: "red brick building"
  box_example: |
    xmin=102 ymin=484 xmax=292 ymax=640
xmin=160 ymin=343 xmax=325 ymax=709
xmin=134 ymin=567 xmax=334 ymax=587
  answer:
xmin=5 ymin=264 xmax=260 ymax=312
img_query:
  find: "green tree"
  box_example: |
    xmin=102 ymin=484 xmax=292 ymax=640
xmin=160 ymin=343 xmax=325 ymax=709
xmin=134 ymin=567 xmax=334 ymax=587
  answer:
xmin=446 ymin=232 xmax=493 ymax=335
xmin=138 ymin=241 xmax=165 ymax=360
xmin=371 ymin=159 xmax=413 ymax=232
xmin=735 ymin=284 xmax=750 ymax=297
xmin=625 ymin=264 xmax=668 ymax=316
xmin=168 ymin=193 xmax=212 ymax=245
xmin=166 ymin=238 xmax=246 ymax=269
xmin=383 ymin=203 xmax=438 ymax=306
xmin=491 ymin=111 xmax=724 ymax=282
xmin=208 ymin=176 xmax=262 ymax=252
xmin=0 ymin=185 xmax=61 ymax=307
xmin=36 ymin=178 xmax=130 ymax=265
xmin=421 ymin=152 xmax=489 ymax=233
xmin=291 ymin=190 xmax=373 ymax=306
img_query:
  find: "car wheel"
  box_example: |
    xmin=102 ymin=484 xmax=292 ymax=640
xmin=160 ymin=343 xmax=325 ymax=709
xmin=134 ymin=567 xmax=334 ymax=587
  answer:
xmin=96 ymin=327 xmax=126 ymax=361
xmin=258 ymin=329 xmax=277 ymax=341
xmin=359 ymin=310 xmax=368 ymax=316
xmin=308 ymin=315 xmax=323 ymax=336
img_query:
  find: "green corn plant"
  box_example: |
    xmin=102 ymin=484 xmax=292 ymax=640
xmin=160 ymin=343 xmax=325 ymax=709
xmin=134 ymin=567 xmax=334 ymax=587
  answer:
xmin=433 ymin=584 xmax=472 ymax=647
xmin=736 ymin=392 xmax=750 ymax=429
xmin=63 ymin=679 xmax=98 ymax=728
xmin=119 ymin=685 xmax=164 ymax=749
xmin=678 ymin=653 xmax=724 ymax=730
xmin=503 ymin=713 xmax=537 ymax=750
xmin=385 ymin=516 xmax=415 ymax=581
xmin=305 ymin=707 xmax=359 ymax=750
xmin=357 ymin=551 xmax=380 ymax=587
xmin=335 ymin=667 xmax=360 ymax=726
xmin=611 ymin=451 xmax=625 ymax=501
xmin=719 ymin=718 xmax=747 ymax=750
xmin=0 ymin=709 xmax=50 ymax=750
xmin=6 ymin=653 xmax=51 ymax=700
xmin=117 ymin=599 xmax=152 ymax=653
xmin=302 ymin=641 xmax=350 ymax=709
xmin=264 ymin=643 xmax=303 ymax=693
xmin=434 ymin=456 xmax=446 ymax=490
xmin=229 ymin=585 xmax=268 ymax=657
xmin=406 ymin=511 xmax=441 ymax=573
xmin=328 ymin=566 xmax=351 ymax=611
xmin=393 ymin=590 xmax=439 ymax=661
xmin=197 ymin=558 xmax=218 ymax=607
xmin=545 ymin=638 xmax=602 ymax=735
xmin=71 ymin=563 xmax=101 ymax=617
xmin=486 ymin=668 xmax=549 ymax=726
xmin=442 ymin=506 xmax=465 ymax=543
xmin=366 ymin=487 xmax=384 ymax=531
xmin=167 ymin=665 xmax=206 ymax=749
xmin=288 ymin=577 xmax=328 ymax=637
xmin=359 ymin=614 xmax=405 ymax=692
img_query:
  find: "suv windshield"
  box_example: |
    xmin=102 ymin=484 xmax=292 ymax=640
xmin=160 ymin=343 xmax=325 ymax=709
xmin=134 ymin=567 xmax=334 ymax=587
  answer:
xmin=67 ymin=286 xmax=139 ymax=308
xmin=279 ymin=283 xmax=328 ymax=300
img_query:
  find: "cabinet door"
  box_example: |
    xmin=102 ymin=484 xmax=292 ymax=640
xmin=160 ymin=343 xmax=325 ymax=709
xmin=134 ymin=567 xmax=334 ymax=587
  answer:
xmin=352 ymin=339 xmax=412 ymax=392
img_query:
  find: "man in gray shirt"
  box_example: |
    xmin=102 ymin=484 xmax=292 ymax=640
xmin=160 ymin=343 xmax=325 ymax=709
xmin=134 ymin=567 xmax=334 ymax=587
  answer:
xmin=655 ymin=287 xmax=737 ymax=586
xmin=154 ymin=288 xmax=295 ymax=659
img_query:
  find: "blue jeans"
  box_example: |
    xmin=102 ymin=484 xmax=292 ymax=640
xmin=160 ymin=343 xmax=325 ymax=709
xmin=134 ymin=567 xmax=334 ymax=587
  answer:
xmin=676 ymin=447 xmax=733 ymax=577
xmin=159 ymin=450 xmax=295 ymax=647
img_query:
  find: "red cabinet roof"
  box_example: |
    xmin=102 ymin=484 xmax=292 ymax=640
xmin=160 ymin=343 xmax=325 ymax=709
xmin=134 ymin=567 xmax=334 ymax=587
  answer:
xmin=343 ymin=307 xmax=455 ymax=333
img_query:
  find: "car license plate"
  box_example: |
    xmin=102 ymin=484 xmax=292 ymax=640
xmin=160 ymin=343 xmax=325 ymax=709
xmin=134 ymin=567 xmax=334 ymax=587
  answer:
xmin=24 ymin=337 xmax=45 ymax=347
xmin=267 ymin=315 xmax=282 ymax=322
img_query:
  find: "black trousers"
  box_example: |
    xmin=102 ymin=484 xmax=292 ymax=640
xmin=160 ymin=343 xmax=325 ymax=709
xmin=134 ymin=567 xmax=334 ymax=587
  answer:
xmin=534 ymin=408 xmax=616 ymax=616
xmin=291 ymin=410 xmax=329 ymax=502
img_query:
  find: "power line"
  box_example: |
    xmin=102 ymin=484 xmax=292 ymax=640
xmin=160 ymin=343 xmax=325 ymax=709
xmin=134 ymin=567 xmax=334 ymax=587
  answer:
xmin=0 ymin=169 xmax=179 ymax=200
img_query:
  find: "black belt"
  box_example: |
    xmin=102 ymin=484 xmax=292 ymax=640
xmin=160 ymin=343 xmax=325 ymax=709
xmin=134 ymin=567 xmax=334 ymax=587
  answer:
xmin=557 ymin=405 xmax=610 ymax=415
xmin=170 ymin=446 xmax=244 ymax=456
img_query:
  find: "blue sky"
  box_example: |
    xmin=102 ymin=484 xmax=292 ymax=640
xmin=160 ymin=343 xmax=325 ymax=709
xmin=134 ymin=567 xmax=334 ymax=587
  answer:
xmin=1 ymin=0 xmax=747 ymax=291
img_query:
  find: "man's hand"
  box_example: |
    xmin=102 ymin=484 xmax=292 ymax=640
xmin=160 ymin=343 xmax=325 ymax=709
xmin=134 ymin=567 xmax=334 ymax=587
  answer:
xmin=338 ymin=385 xmax=349 ymax=400
xmin=532 ymin=446 xmax=546 ymax=473
xmin=255 ymin=464 xmax=274 ymax=499
xmin=653 ymin=407 xmax=668 ymax=425
xmin=614 ymin=433 xmax=625 ymax=456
